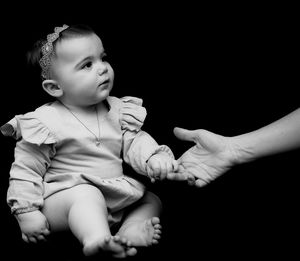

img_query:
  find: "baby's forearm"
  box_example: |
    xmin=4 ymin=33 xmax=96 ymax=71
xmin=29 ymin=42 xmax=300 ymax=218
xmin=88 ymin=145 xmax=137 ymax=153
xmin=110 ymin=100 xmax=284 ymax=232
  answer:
xmin=231 ymin=108 xmax=300 ymax=163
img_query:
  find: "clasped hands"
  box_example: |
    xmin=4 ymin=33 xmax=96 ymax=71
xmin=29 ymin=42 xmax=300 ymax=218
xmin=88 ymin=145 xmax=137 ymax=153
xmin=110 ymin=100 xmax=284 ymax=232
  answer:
xmin=147 ymin=127 xmax=235 ymax=187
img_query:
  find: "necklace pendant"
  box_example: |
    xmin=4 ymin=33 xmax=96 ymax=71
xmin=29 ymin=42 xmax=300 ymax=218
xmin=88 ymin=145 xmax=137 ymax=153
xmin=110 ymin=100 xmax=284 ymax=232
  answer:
xmin=96 ymin=140 xmax=101 ymax=146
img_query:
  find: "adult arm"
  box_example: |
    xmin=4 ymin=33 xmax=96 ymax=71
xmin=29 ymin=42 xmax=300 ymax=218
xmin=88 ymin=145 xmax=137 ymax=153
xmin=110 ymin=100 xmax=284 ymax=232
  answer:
xmin=168 ymin=108 xmax=300 ymax=187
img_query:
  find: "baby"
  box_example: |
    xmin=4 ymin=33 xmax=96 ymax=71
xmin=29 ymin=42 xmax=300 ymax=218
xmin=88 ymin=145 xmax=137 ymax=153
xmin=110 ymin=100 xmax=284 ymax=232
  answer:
xmin=1 ymin=24 xmax=177 ymax=258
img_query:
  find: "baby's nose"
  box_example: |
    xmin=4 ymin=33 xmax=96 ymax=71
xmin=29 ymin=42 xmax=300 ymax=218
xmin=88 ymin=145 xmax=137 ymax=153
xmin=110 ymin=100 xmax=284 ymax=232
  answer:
xmin=98 ymin=64 xmax=108 ymax=75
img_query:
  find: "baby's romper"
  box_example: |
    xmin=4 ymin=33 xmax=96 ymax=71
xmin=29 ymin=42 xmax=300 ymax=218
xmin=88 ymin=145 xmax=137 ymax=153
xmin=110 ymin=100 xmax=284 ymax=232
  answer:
xmin=1 ymin=96 xmax=174 ymax=225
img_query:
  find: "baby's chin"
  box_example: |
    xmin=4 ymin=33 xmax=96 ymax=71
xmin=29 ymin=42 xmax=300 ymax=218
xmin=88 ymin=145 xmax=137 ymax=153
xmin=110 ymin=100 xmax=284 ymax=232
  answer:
xmin=95 ymin=89 xmax=111 ymax=103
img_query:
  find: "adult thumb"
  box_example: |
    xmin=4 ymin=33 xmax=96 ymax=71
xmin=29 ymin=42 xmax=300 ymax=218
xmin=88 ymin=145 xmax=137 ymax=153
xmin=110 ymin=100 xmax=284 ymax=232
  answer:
xmin=173 ymin=127 xmax=197 ymax=143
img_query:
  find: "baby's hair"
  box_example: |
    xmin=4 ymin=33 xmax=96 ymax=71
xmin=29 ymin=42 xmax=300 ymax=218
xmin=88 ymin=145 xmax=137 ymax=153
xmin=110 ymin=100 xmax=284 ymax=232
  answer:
xmin=26 ymin=24 xmax=95 ymax=80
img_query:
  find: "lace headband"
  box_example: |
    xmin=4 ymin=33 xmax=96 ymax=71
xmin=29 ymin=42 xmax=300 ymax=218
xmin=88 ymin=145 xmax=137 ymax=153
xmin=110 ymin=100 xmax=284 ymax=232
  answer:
xmin=39 ymin=24 xmax=69 ymax=79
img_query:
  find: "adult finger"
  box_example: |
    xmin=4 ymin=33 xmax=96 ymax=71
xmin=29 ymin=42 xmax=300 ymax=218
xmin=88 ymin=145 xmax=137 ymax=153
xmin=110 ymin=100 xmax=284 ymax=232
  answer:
xmin=173 ymin=127 xmax=198 ymax=143
xmin=195 ymin=178 xmax=209 ymax=188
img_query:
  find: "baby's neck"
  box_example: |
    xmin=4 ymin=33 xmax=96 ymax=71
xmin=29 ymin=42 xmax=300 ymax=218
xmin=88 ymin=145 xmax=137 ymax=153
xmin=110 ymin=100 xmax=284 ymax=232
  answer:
xmin=59 ymin=100 xmax=105 ymax=112
xmin=57 ymin=99 xmax=109 ymax=119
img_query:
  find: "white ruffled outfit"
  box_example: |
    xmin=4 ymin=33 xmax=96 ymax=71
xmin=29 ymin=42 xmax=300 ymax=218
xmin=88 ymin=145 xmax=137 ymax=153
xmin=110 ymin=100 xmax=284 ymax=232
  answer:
xmin=1 ymin=96 xmax=174 ymax=223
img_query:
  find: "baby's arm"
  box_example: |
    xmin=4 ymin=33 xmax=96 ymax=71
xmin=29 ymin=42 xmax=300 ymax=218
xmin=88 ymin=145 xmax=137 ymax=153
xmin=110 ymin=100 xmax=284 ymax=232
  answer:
xmin=16 ymin=210 xmax=50 ymax=243
xmin=8 ymin=141 xmax=53 ymax=242
xmin=120 ymin=96 xmax=178 ymax=179
xmin=146 ymin=152 xmax=178 ymax=183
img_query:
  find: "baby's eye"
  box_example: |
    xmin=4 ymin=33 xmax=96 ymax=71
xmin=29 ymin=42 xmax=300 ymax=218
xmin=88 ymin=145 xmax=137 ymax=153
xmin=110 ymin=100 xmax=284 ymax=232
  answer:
xmin=82 ymin=61 xmax=93 ymax=69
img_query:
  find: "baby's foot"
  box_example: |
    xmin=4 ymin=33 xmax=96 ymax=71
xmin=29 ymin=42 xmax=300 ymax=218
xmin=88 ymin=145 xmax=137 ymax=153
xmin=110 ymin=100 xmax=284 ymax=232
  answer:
xmin=83 ymin=235 xmax=137 ymax=258
xmin=117 ymin=217 xmax=162 ymax=247
xmin=112 ymin=235 xmax=138 ymax=257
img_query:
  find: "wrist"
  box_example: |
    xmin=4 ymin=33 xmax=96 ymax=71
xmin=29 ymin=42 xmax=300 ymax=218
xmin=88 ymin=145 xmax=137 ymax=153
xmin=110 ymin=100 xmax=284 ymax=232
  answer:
xmin=16 ymin=209 xmax=41 ymax=220
xmin=147 ymin=145 xmax=174 ymax=162
xmin=228 ymin=135 xmax=256 ymax=164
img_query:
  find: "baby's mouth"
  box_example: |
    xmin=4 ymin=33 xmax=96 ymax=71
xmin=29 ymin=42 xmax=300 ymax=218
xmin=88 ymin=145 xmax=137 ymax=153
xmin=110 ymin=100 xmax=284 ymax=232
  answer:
xmin=99 ymin=79 xmax=109 ymax=87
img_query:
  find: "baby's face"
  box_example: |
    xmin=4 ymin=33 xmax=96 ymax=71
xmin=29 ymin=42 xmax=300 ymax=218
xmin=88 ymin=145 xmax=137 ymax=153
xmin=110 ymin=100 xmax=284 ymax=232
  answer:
xmin=51 ymin=33 xmax=114 ymax=107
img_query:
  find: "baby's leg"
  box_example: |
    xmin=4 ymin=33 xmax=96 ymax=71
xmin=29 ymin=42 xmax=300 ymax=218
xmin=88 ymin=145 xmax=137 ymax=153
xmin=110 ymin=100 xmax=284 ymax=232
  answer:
xmin=117 ymin=191 xmax=162 ymax=247
xmin=42 ymin=184 xmax=136 ymax=258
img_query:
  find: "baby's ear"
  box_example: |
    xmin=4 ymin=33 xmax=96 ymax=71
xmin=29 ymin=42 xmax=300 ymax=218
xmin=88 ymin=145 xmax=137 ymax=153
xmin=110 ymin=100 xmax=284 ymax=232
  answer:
xmin=42 ymin=80 xmax=63 ymax=97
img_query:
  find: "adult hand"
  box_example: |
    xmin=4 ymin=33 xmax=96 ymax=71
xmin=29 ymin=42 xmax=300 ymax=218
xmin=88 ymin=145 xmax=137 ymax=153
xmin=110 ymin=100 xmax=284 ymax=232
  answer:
xmin=167 ymin=127 xmax=236 ymax=187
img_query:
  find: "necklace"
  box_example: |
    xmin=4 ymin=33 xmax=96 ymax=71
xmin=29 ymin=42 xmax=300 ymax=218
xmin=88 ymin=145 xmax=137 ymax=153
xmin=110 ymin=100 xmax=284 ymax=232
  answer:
xmin=59 ymin=101 xmax=101 ymax=146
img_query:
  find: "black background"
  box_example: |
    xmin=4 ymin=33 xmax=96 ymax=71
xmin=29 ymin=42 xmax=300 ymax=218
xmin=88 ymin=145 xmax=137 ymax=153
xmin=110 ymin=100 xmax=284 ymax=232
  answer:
xmin=0 ymin=3 xmax=299 ymax=260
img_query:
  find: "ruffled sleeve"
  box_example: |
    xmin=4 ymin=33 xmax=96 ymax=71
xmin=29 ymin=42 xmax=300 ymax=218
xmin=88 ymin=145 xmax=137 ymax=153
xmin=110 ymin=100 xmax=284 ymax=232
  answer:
xmin=2 ymin=112 xmax=57 ymax=215
xmin=1 ymin=112 xmax=57 ymax=146
xmin=119 ymin=96 xmax=147 ymax=132
xmin=119 ymin=96 xmax=174 ymax=176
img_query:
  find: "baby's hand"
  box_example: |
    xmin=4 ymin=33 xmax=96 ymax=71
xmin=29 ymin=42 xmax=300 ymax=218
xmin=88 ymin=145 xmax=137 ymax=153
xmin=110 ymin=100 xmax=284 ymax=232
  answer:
xmin=16 ymin=210 xmax=50 ymax=243
xmin=167 ymin=164 xmax=196 ymax=186
xmin=146 ymin=152 xmax=178 ymax=183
